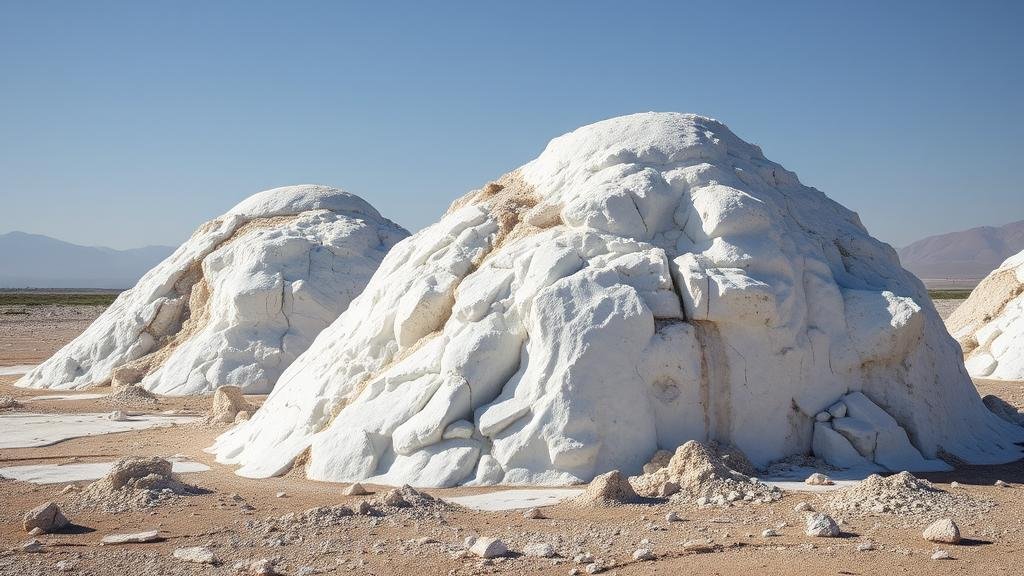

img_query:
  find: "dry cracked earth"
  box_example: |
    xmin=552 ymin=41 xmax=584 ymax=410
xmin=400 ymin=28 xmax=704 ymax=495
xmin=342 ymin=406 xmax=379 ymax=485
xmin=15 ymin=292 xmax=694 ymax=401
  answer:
xmin=2 ymin=299 xmax=1024 ymax=576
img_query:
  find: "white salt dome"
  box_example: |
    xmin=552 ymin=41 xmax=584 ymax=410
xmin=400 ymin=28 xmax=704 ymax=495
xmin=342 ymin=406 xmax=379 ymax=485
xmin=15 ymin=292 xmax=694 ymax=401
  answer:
xmin=17 ymin=185 xmax=408 ymax=395
xmin=212 ymin=113 xmax=1024 ymax=486
xmin=946 ymin=250 xmax=1024 ymax=380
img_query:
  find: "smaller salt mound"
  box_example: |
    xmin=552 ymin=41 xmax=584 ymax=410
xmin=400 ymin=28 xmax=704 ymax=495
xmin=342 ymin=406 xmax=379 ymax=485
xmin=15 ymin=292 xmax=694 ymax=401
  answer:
xmin=100 ymin=385 xmax=157 ymax=408
xmin=68 ymin=456 xmax=202 ymax=512
xmin=18 ymin=185 xmax=408 ymax=395
xmin=630 ymin=441 xmax=780 ymax=505
xmin=823 ymin=472 xmax=990 ymax=518
xmin=574 ymin=470 xmax=639 ymax=506
xmin=947 ymin=250 xmax=1024 ymax=380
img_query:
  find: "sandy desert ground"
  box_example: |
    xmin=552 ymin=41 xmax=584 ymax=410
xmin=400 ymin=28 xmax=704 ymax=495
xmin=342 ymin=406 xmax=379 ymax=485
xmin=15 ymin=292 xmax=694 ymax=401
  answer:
xmin=3 ymin=298 xmax=1024 ymax=576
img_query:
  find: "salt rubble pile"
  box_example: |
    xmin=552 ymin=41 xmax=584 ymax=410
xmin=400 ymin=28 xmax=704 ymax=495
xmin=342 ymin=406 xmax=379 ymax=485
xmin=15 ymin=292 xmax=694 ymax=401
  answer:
xmin=68 ymin=456 xmax=203 ymax=512
xmin=630 ymin=440 xmax=780 ymax=505
xmin=213 ymin=112 xmax=1024 ymax=487
xmin=947 ymin=249 xmax=1024 ymax=380
xmin=823 ymin=471 xmax=991 ymax=519
xmin=18 ymin=185 xmax=408 ymax=395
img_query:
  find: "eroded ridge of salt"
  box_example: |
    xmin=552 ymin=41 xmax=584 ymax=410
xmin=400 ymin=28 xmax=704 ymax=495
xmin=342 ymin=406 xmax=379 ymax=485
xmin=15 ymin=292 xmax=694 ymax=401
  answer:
xmin=946 ymin=249 xmax=1024 ymax=380
xmin=213 ymin=112 xmax=1024 ymax=487
xmin=16 ymin=185 xmax=408 ymax=395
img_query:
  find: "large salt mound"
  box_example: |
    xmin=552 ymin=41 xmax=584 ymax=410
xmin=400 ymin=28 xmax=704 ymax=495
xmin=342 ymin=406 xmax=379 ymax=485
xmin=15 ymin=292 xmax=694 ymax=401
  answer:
xmin=946 ymin=250 xmax=1024 ymax=380
xmin=17 ymin=185 xmax=408 ymax=395
xmin=212 ymin=113 xmax=1024 ymax=486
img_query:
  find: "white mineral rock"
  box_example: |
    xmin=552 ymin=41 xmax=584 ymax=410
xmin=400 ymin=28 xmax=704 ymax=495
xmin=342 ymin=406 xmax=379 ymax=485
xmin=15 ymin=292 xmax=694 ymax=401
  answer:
xmin=947 ymin=249 xmax=1024 ymax=380
xmin=805 ymin=513 xmax=840 ymax=537
xmin=18 ymin=185 xmax=407 ymax=395
xmin=212 ymin=113 xmax=1024 ymax=486
xmin=922 ymin=518 xmax=961 ymax=544
xmin=469 ymin=537 xmax=508 ymax=558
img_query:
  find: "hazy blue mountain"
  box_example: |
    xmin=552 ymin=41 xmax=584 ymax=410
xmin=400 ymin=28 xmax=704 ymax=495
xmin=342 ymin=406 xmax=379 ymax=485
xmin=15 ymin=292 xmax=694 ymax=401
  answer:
xmin=898 ymin=220 xmax=1024 ymax=280
xmin=0 ymin=231 xmax=174 ymax=289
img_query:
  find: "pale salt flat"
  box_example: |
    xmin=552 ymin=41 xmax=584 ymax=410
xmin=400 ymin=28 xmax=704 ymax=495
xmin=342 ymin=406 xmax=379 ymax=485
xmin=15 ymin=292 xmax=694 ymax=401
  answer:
xmin=445 ymin=488 xmax=583 ymax=511
xmin=24 ymin=393 xmax=108 ymax=402
xmin=0 ymin=460 xmax=210 ymax=484
xmin=0 ymin=365 xmax=36 ymax=376
xmin=0 ymin=412 xmax=200 ymax=449
xmin=761 ymin=466 xmax=880 ymax=492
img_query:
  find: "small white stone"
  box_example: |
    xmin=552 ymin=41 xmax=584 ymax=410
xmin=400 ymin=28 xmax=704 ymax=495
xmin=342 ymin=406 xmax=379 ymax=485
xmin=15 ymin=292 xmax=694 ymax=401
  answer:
xmin=108 ymin=410 xmax=129 ymax=421
xmin=804 ymin=472 xmax=833 ymax=486
xmin=950 ymin=481 xmax=961 ymax=489
xmin=173 ymin=546 xmax=217 ymax=564
xmin=21 ymin=539 xmax=43 ymax=553
xmin=632 ymin=548 xmax=654 ymax=561
xmin=523 ymin=507 xmax=546 ymax=520
xmin=665 ymin=511 xmax=681 ymax=523
xmin=995 ymin=480 xmax=1011 ymax=488
xmin=761 ymin=529 xmax=779 ymax=537
xmin=931 ymin=550 xmax=951 ymax=560
xmin=805 ymin=513 xmax=840 ymax=537
xmin=856 ymin=541 xmax=875 ymax=552
xmin=275 ymin=491 xmax=288 ymax=498
xmin=922 ymin=518 xmax=961 ymax=544
xmin=469 ymin=537 xmax=508 ymax=559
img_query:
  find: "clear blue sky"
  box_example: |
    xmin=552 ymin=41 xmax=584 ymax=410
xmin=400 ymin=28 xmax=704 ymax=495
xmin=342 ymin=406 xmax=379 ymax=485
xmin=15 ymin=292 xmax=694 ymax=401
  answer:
xmin=1 ymin=0 xmax=1021 ymax=249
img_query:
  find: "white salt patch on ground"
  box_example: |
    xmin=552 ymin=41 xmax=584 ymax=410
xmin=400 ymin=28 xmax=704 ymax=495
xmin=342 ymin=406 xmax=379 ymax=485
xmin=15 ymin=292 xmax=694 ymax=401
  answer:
xmin=761 ymin=465 xmax=877 ymax=492
xmin=24 ymin=393 xmax=108 ymax=402
xmin=446 ymin=488 xmax=583 ymax=511
xmin=0 ymin=412 xmax=200 ymax=449
xmin=0 ymin=460 xmax=210 ymax=484
xmin=0 ymin=364 xmax=36 ymax=376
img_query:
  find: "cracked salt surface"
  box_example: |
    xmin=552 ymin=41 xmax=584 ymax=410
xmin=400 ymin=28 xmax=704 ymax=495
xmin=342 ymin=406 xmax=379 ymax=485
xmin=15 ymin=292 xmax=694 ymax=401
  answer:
xmin=445 ymin=488 xmax=583 ymax=511
xmin=0 ymin=364 xmax=36 ymax=376
xmin=0 ymin=412 xmax=200 ymax=449
xmin=0 ymin=460 xmax=210 ymax=484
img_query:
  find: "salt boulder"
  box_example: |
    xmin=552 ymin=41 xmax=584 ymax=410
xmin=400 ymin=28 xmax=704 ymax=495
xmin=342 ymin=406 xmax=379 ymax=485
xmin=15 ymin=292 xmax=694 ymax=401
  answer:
xmin=17 ymin=185 xmax=408 ymax=395
xmin=575 ymin=469 xmax=639 ymax=505
xmin=947 ymin=250 xmax=1024 ymax=380
xmin=213 ymin=113 xmax=1024 ymax=486
xmin=922 ymin=518 xmax=961 ymax=544
xmin=209 ymin=386 xmax=254 ymax=424
xmin=22 ymin=501 xmax=69 ymax=533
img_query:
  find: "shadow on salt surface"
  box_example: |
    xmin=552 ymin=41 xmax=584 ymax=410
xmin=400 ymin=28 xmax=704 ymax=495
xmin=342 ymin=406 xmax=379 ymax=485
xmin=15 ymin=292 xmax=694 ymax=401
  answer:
xmin=0 ymin=412 xmax=200 ymax=449
xmin=0 ymin=364 xmax=36 ymax=376
xmin=0 ymin=459 xmax=210 ymax=484
xmin=761 ymin=465 xmax=881 ymax=492
xmin=445 ymin=488 xmax=584 ymax=511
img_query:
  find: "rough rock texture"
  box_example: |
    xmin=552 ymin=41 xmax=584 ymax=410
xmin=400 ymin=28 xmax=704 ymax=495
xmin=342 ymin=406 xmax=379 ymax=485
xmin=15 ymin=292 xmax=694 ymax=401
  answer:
xmin=575 ymin=470 xmax=639 ymax=506
xmin=70 ymin=456 xmax=202 ymax=512
xmin=922 ymin=518 xmax=961 ymax=544
xmin=804 ymin=513 xmax=840 ymax=537
xmin=209 ymin=386 xmax=254 ymax=424
xmin=22 ymin=501 xmax=70 ymax=533
xmin=629 ymin=440 xmax=779 ymax=505
xmin=213 ymin=113 xmax=1024 ymax=487
xmin=17 ymin=185 xmax=408 ymax=395
xmin=823 ymin=472 xmax=989 ymax=518
xmin=947 ymin=250 xmax=1024 ymax=380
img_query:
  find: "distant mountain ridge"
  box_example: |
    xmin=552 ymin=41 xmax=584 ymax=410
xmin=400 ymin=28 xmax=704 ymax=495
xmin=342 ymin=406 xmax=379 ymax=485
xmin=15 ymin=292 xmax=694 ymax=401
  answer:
xmin=0 ymin=231 xmax=174 ymax=289
xmin=898 ymin=220 xmax=1024 ymax=280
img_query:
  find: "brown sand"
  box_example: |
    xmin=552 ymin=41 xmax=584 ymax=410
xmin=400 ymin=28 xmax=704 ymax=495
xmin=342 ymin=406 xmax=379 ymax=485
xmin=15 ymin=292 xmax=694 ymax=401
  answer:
xmin=1 ymin=307 xmax=1023 ymax=575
